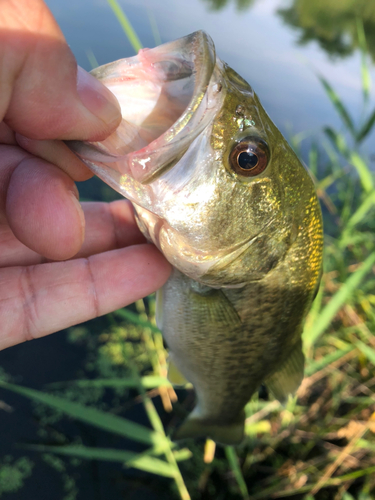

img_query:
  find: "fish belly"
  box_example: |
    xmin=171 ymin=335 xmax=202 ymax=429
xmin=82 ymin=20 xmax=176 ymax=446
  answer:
xmin=159 ymin=268 xmax=306 ymax=444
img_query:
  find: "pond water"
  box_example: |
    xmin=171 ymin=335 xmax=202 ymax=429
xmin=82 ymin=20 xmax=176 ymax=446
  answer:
xmin=47 ymin=0 xmax=375 ymax=155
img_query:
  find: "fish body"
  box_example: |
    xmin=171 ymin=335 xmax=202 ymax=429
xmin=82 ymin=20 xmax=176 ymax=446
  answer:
xmin=69 ymin=31 xmax=323 ymax=444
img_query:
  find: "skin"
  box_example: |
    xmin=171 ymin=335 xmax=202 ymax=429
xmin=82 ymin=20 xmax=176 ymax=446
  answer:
xmin=0 ymin=0 xmax=171 ymax=351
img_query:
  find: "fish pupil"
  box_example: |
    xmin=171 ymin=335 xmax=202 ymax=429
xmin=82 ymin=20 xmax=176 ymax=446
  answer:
xmin=238 ymin=151 xmax=258 ymax=170
xmin=229 ymin=136 xmax=269 ymax=177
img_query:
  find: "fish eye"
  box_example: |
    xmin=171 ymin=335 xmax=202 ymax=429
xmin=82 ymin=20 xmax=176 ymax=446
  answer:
xmin=229 ymin=137 xmax=270 ymax=177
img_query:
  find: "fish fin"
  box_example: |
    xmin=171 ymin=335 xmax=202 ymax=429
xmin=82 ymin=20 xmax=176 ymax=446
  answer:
xmin=266 ymin=340 xmax=304 ymax=403
xmin=173 ymin=414 xmax=245 ymax=446
xmin=155 ymin=288 xmax=163 ymax=330
xmin=167 ymin=358 xmax=188 ymax=386
xmin=188 ymin=287 xmax=243 ymax=330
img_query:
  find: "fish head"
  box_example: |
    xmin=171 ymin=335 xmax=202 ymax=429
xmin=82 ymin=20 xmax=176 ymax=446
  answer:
xmin=69 ymin=31 xmax=323 ymax=289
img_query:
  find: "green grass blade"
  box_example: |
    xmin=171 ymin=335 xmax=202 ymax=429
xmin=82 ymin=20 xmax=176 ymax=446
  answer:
xmin=342 ymin=494 xmax=355 ymax=500
xmin=125 ymin=363 xmax=191 ymax=500
xmin=49 ymin=376 xmax=171 ymax=390
xmin=225 ymin=446 xmax=249 ymax=500
xmin=356 ymin=107 xmax=375 ymax=143
xmin=316 ymin=169 xmax=345 ymax=192
xmin=25 ymin=444 xmax=176 ymax=477
xmin=333 ymin=465 xmax=375 ymax=482
xmin=357 ymin=17 xmax=371 ymax=102
xmin=146 ymin=8 xmax=161 ymax=46
xmin=86 ymin=49 xmax=98 ymax=69
xmin=349 ymin=151 xmax=374 ymax=193
xmin=305 ymin=346 xmax=354 ymax=376
xmin=324 ymin=126 xmax=349 ymax=157
xmin=173 ymin=449 xmax=193 ymax=462
xmin=303 ymin=281 xmax=324 ymax=344
xmin=308 ymin=142 xmax=318 ymax=177
xmin=0 ymin=381 xmax=166 ymax=447
xmin=343 ymin=191 xmax=375 ymax=231
xmin=303 ymin=252 xmax=375 ymax=349
xmin=107 ymin=0 xmax=142 ymax=53
xmin=319 ymin=76 xmax=356 ymax=137
xmin=114 ymin=308 xmax=160 ymax=333
xmin=339 ymin=191 xmax=375 ymax=248
xmin=356 ymin=340 xmax=375 ymax=365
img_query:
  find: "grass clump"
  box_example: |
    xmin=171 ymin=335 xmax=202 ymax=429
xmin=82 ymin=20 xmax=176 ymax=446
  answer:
xmin=0 ymin=457 xmax=34 ymax=497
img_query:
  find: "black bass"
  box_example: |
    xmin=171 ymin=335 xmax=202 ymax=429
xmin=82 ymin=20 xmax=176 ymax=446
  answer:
xmin=69 ymin=31 xmax=323 ymax=445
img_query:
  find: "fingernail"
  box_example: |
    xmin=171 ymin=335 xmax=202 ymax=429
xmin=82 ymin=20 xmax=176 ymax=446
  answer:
xmin=77 ymin=66 xmax=121 ymax=127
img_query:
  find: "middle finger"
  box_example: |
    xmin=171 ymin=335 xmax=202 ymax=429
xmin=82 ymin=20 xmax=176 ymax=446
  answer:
xmin=0 ymin=199 xmax=146 ymax=268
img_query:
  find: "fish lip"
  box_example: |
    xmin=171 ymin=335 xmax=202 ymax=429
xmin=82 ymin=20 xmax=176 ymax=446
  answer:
xmin=68 ymin=31 xmax=218 ymax=184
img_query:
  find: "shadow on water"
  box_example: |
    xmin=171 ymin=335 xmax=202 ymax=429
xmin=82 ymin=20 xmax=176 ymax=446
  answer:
xmin=0 ymin=312 xmax=174 ymax=500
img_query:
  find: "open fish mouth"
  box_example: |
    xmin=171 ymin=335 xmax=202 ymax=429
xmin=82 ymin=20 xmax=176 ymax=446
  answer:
xmin=68 ymin=31 xmax=221 ymax=187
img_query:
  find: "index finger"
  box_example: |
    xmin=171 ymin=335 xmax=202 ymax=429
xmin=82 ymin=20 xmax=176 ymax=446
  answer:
xmin=0 ymin=200 xmax=147 ymax=268
xmin=1 ymin=0 xmax=121 ymax=140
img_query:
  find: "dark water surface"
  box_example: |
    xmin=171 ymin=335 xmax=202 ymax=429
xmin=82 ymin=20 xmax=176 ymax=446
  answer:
xmin=1 ymin=0 xmax=375 ymax=499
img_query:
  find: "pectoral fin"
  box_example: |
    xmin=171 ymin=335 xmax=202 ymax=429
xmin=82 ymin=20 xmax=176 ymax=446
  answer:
xmin=266 ymin=340 xmax=304 ymax=403
xmin=187 ymin=286 xmax=243 ymax=331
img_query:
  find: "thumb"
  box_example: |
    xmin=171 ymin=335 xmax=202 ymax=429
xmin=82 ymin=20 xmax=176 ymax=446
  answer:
xmin=0 ymin=0 xmax=121 ymax=141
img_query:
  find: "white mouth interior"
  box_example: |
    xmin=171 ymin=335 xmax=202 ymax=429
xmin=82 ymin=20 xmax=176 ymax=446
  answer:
xmin=68 ymin=31 xmax=218 ymax=183
xmin=96 ymin=56 xmax=196 ymax=156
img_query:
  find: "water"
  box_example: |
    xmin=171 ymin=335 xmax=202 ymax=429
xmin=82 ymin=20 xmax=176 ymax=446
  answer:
xmin=46 ymin=0 xmax=375 ymax=155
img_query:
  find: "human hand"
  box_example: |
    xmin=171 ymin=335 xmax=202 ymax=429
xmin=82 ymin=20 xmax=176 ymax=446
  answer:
xmin=0 ymin=0 xmax=171 ymax=351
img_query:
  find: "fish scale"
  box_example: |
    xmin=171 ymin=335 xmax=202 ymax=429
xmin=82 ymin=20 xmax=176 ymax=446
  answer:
xmin=69 ymin=31 xmax=323 ymax=445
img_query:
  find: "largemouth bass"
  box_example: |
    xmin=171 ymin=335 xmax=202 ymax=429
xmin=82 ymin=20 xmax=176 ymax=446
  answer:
xmin=69 ymin=31 xmax=323 ymax=445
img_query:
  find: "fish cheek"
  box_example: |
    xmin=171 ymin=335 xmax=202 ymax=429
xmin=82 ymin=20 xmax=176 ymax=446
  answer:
xmin=246 ymin=180 xmax=279 ymax=220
